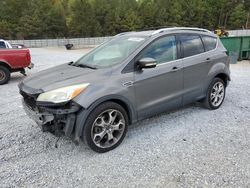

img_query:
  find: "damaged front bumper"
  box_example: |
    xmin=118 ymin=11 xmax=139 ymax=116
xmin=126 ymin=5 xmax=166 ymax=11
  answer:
xmin=21 ymin=89 xmax=81 ymax=139
xmin=22 ymin=99 xmax=54 ymax=128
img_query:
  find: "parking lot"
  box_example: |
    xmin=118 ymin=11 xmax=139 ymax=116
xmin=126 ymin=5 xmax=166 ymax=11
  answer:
xmin=0 ymin=48 xmax=250 ymax=187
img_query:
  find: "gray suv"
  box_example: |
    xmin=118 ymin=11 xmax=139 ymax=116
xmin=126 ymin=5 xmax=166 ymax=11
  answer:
xmin=19 ymin=27 xmax=230 ymax=153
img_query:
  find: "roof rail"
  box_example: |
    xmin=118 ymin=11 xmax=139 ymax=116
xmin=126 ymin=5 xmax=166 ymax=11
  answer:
xmin=115 ymin=31 xmax=136 ymax=37
xmin=151 ymin=27 xmax=211 ymax=35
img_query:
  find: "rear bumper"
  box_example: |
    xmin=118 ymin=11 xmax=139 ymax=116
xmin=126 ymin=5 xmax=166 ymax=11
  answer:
xmin=28 ymin=62 xmax=34 ymax=69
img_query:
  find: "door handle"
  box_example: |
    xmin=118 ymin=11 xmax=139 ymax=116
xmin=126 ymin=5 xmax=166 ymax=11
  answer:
xmin=171 ymin=66 xmax=181 ymax=72
xmin=205 ymin=58 xmax=211 ymax=63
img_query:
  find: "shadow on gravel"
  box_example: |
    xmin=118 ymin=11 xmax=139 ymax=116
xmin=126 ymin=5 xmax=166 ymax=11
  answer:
xmin=8 ymin=74 xmax=26 ymax=84
xmin=47 ymin=103 xmax=204 ymax=153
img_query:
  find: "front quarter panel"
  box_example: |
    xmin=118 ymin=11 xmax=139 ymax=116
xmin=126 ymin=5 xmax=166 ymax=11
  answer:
xmin=72 ymin=70 xmax=136 ymax=120
xmin=72 ymin=70 xmax=136 ymax=143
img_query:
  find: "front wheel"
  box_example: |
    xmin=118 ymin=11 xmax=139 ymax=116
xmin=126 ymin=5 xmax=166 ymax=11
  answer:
xmin=82 ymin=102 xmax=128 ymax=153
xmin=203 ymin=78 xmax=226 ymax=110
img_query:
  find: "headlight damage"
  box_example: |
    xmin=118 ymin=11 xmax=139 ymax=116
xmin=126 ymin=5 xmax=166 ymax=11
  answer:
xmin=19 ymin=83 xmax=87 ymax=140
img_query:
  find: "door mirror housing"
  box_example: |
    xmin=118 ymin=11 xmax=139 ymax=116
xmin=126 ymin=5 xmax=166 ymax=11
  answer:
xmin=138 ymin=58 xmax=157 ymax=69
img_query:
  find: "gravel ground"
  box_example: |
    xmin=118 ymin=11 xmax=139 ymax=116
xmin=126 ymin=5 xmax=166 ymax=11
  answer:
xmin=0 ymin=48 xmax=250 ymax=188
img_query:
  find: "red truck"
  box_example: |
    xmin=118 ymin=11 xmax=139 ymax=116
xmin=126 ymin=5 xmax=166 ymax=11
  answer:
xmin=0 ymin=47 xmax=32 ymax=85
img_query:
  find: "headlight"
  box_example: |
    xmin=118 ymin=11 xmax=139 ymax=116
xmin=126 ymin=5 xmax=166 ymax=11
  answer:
xmin=37 ymin=83 xmax=89 ymax=104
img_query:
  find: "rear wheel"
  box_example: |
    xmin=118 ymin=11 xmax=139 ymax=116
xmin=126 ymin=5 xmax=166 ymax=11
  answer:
xmin=0 ymin=66 xmax=10 ymax=85
xmin=82 ymin=102 xmax=128 ymax=153
xmin=203 ymin=78 xmax=226 ymax=110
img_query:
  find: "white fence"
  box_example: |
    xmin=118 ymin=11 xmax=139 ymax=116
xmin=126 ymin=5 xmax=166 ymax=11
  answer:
xmin=7 ymin=30 xmax=250 ymax=48
xmin=8 ymin=37 xmax=113 ymax=48
xmin=228 ymin=30 xmax=250 ymax=36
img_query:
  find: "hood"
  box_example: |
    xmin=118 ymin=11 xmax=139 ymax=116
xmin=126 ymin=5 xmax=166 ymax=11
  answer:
xmin=22 ymin=63 xmax=112 ymax=92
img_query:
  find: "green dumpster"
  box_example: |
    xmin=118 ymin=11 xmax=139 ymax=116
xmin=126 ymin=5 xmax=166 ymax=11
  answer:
xmin=241 ymin=36 xmax=250 ymax=59
xmin=220 ymin=36 xmax=250 ymax=61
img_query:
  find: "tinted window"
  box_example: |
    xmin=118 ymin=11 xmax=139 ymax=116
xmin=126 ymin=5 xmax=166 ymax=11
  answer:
xmin=202 ymin=35 xmax=217 ymax=51
xmin=0 ymin=41 xmax=6 ymax=48
xmin=141 ymin=35 xmax=177 ymax=64
xmin=181 ymin=35 xmax=204 ymax=58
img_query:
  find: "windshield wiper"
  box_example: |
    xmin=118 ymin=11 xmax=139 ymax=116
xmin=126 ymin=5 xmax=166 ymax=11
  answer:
xmin=74 ymin=64 xmax=97 ymax=70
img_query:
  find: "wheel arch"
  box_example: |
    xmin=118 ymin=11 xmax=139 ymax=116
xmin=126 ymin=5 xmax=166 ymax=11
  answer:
xmin=104 ymin=98 xmax=134 ymax=125
xmin=0 ymin=61 xmax=12 ymax=71
xmin=74 ymin=95 xmax=137 ymax=144
xmin=214 ymin=73 xmax=230 ymax=86
xmin=207 ymin=62 xmax=231 ymax=86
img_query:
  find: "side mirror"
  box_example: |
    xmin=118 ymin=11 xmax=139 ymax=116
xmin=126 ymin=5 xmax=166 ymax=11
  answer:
xmin=137 ymin=58 xmax=157 ymax=69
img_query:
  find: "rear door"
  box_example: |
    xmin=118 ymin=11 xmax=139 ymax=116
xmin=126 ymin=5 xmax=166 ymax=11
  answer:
xmin=134 ymin=35 xmax=183 ymax=119
xmin=179 ymin=34 xmax=211 ymax=104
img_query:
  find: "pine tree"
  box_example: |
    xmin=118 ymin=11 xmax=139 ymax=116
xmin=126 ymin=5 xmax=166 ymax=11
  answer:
xmin=228 ymin=3 xmax=247 ymax=29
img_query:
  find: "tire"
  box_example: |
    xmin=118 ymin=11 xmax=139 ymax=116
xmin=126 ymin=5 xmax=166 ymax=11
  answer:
xmin=0 ymin=66 xmax=10 ymax=85
xmin=202 ymin=78 xmax=226 ymax=110
xmin=82 ymin=102 xmax=128 ymax=153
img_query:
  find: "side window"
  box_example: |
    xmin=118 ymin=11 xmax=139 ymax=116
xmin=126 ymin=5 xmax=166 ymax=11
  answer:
xmin=0 ymin=41 xmax=6 ymax=48
xmin=140 ymin=36 xmax=177 ymax=64
xmin=202 ymin=35 xmax=217 ymax=51
xmin=180 ymin=35 xmax=205 ymax=58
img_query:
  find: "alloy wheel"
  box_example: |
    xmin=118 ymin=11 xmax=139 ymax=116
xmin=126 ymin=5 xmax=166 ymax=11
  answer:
xmin=91 ymin=109 xmax=126 ymax=149
xmin=210 ymin=82 xmax=225 ymax=107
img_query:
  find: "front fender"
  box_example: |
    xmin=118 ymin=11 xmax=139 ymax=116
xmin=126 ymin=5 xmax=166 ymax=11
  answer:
xmin=73 ymin=94 xmax=136 ymax=144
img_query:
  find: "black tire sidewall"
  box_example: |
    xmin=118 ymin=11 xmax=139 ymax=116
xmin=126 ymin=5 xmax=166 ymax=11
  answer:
xmin=0 ymin=66 xmax=10 ymax=85
xmin=207 ymin=78 xmax=226 ymax=110
xmin=82 ymin=102 xmax=128 ymax=153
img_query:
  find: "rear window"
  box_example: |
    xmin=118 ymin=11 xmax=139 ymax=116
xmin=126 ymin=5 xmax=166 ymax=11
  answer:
xmin=202 ymin=35 xmax=217 ymax=51
xmin=180 ymin=35 xmax=205 ymax=58
xmin=0 ymin=41 xmax=6 ymax=48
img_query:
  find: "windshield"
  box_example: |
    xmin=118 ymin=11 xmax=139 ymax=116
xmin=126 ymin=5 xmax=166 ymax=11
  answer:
xmin=74 ymin=36 xmax=146 ymax=68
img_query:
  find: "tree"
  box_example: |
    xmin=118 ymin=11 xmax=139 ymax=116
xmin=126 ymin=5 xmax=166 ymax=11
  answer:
xmin=228 ymin=3 xmax=247 ymax=29
xmin=68 ymin=0 xmax=101 ymax=37
xmin=0 ymin=0 xmax=249 ymax=39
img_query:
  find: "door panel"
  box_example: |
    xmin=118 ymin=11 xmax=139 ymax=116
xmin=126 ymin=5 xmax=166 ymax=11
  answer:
xmin=135 ymin=60 xmax=183 ymax=119
xmin=180 ymin=34 xmax=210 ymax=104
xmin=182 ymin=55 xmax=211 ymax=104
xmin=134 ymin=35 xmax=183 ymax=120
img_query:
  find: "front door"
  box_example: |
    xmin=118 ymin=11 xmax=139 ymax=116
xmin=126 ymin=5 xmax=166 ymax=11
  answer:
xmin=134 ymin=35 xmax=183 ymax=120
